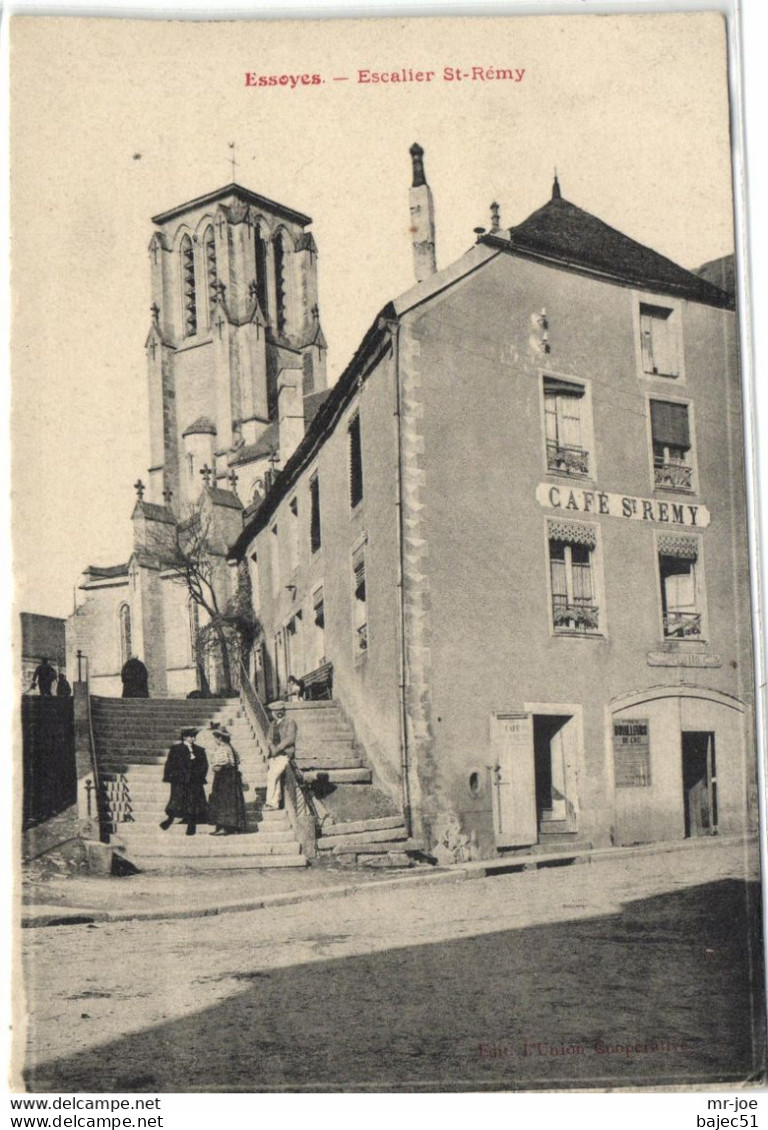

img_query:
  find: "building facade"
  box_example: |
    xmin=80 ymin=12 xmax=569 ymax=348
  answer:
xmin=229 ymin=158 xmax=754 ymax=855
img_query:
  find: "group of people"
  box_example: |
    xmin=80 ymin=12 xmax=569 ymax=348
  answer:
xmin=159 ymin=699 xmax=298 ymax=837
xmin=29 ymin=658 xmax=71 ymax=697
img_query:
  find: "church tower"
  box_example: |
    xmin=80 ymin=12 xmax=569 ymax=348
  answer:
xmin=144 ymin=183 xmax=328 ymax=512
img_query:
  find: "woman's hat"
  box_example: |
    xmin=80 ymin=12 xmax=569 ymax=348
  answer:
xmin=267 ymin=700 xmax=286 ymax=711
xmin=211 ymin=725 xmax=231 ymax=741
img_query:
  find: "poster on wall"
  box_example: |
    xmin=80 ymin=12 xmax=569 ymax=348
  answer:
xmin=10 ymin=2 xmax=766 ymax=1096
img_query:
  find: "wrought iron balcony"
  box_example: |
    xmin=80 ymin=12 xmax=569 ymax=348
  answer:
xmin=654 ymin=460 xmax=693 ymax=490
xmin=547 ymin=442 xmax=589 ymax=476
xmin=552 ymin=602 xmax=599 ymax=632
xmin=663 ymin=611 xmax=702 ymax=638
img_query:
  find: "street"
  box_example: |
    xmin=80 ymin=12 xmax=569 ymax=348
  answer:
xmin=21 ymin=841 xmax=765 ymax=1091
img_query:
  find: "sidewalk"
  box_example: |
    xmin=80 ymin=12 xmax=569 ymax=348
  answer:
xmin=20 ymin=832 xmax=757 ymax=928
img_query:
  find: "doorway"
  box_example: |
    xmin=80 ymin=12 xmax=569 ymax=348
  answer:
xmin=533 ymin=714 xmax=573 ymax=833
xmin=682 ymin=731 xmax=717 ymax=837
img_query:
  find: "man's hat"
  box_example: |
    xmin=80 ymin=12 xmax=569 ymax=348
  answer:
xmin=180 ymin=726 xmax=198 ymax=739
xmin=267 ymin=700 xmax=286 ymax=711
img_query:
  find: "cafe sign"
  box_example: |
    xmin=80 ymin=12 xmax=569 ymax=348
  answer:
xmin=536 ymin=483 xmax=710 ymax=529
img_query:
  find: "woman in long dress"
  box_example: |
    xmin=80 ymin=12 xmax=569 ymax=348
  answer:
xmin=208 ymin=726 xmax=247 ymax=836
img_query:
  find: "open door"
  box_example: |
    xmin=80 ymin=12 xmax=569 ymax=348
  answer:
xmin=682 ymin=731 xmax=717 ymax=837
xmin=490 ymin=712 xmax=538 ymax=847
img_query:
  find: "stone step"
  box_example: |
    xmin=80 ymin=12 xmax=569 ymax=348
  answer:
xmin=331 ymin=838 xmax=424 ymax=856
xmin=127 ymin=853 xmax=308 ymax=871
xmin=321 ymin=814 xmax=405 ymax=836
xmin=123 ymin=816 xmax=297 ymax=840
xmin=117 ymin=833 xmax=302 ymax=856
xmin=318 ymin=826 xmax=408 ymax=850
xmin=295 ymin=755 xmax=363 ymax=770
xmin=304 ymin=767 xmax=371 ymax=784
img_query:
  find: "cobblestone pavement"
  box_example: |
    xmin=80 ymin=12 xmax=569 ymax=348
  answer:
xmin=21 ymin=840 xmax=765 ymax=1092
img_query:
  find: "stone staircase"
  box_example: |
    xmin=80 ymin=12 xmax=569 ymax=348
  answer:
xmin=287 ymin=701 xmax=423 ymax=867
xmin=91 ymin=697 xmax=307 ymax=871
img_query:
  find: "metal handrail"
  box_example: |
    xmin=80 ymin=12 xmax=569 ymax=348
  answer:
xmin=239 ymin=661 xmax=319 ymax=856
xmin=81 ymin=658 xmax=110 ymax=842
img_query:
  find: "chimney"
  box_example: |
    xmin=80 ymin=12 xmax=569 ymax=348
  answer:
xmin=409 ymin=143 xmax=437 ymax=282
xmin=277 ymin=371 xmax=305 ymax=464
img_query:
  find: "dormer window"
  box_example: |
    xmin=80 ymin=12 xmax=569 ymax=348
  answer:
xmin=180 ymin=234 xmax=197 ymax=337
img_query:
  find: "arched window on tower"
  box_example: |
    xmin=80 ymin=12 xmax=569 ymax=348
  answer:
xmin=188 ymin=599 xmax=200 ymax=665
xmin=180 ymin=234 xmax=197 ymax=337
xmin=203 ymin=225 xmax=217 ymax=326
xmin=118 ymin=603 xmax=132 ymax=667
xmin=274 ymin=233 xmax=288 ymax=337
xmin=254 ymin=224 xmax=269 ymax=323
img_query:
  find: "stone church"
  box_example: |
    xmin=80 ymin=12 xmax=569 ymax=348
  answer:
xmin=67 ymin=183 xmax=330 ymax=696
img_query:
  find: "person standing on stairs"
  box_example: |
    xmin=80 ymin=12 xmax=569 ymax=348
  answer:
xmin=264 ymin=700 xmax=297 ymax=810
xmin=207 ymin=725 xmax=247 ymax=836
xmin=159 ymin=726 xmax=209 ymax=836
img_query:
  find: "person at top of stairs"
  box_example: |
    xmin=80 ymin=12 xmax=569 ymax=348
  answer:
xmin=207 ymin=725 xmax=247 ymax=837
xmin=159 ymin=726 xmax=209 ymax=837
xmin=265 ymin=700 xmax=297 ymax=810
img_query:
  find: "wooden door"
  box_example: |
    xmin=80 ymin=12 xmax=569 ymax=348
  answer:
xmin=682 ymin=731 xmax=716 ymax=837
xmin=490 ymin=712 xmax=538 ymax=847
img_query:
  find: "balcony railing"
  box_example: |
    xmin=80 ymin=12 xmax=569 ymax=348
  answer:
xmin=654 ymin=460 xmax=693 ymax=490
xmin=547 ymin=442 xmax=589 ymax=476
xmin=552 ymin=602 xmax=600 ymax=632
xmin=663 ymin=610 xmax=702 ymax=638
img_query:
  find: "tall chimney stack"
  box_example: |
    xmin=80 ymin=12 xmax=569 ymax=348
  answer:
xmin=409 ymin=143 xmax=437 ymax=282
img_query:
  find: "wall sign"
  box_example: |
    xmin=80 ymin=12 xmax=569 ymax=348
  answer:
xmin=613 ymin=718 xmax=651 ymax=788
xmin=537 ymin=483 xmax=710 ymax=528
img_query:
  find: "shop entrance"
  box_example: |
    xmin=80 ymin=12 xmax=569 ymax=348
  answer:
xmin=681 ymin=731 xmax=717 ymax=837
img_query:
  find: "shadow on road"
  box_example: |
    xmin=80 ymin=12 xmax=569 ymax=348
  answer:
xmin=24 ymin=877 xmax=766 ymax=1092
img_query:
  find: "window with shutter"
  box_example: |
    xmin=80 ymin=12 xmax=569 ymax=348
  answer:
xmin=543 ymin=376 xmax=589 ymax=475
xmin=650 ymin=399 xmax=693 ymax=491
xmin=658 ymin=536 xmax=702 ymax=638
xmin=640 ymin=303 xmax=680 ymax=377
xmin=547 ymin=522 xmax=600 ymax=633
xmin=349 ymin=414 xmax=364 ymax=508
xmin=274 ymin=234 xmax=288 ymax=337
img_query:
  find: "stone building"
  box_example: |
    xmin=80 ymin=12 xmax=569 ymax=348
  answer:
xmin=68 ymin=183 xmax=329 ymax=696
xmin=228 ymin=151 xmax=754 ymax=855
xmin=21 ymin=612 xmax=66 ymax=692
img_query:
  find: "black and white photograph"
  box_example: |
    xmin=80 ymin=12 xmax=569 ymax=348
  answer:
xmin=10 ymin=6 xmax=767 ymax=1094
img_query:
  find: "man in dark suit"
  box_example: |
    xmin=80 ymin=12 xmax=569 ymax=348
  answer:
xmin=160 ymin=726 xmax=208 ymax=836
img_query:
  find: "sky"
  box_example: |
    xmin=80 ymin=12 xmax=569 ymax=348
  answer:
xmin=10 ymin=9 xmax=737 ymax=620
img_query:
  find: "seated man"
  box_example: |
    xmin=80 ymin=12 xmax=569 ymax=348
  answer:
xmin=264 ymin=700 xmax=297 ymax=810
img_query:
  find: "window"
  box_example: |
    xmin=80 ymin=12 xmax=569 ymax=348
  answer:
xmin=309 ymin=473 xmax=321 ymax=553
xmin=349 ymin=413 xmax=363 ymax=508
xmin=547 ymin=521 xmax=599 ymax=633
xmin=543 ymin=376 xmax=589 ymax=476
xmin=180 ymin=234 xmax=197 ymax=337
xmin=254 ymin=224 xmax=269 ymax=322
xmin=288 ymin=498 xmax=299 ymax=576
xmin=658 ymin=535 xmax=702 ymax=639
xmin=274 ymin=233 xmax=288 ymax=336
xmin=203 ymin=225 xmax=217 ymax=326
xmin=118 ymin=604 xmax=132 ymax=665
xmin=613 ymin=719 xmax=651 ymax=788
xmin=650 ymin=399 xmax=693 ymax=491
xmin=188 ymin=600 xmax=200 ymax=664
xmin=249 ymin=552 xmax=261 ymax=612
xmin=352 ymin=541 xmax=368 ymax=655
xmin=640 ymin=302 xmax=680 ymax=378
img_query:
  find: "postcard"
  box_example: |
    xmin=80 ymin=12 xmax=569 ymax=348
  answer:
xmin=11 ymin=8 xmax=766 ymax=1092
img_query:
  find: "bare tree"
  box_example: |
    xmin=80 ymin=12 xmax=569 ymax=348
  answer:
xmin=144 ymin=500 xmax=259 ymax=695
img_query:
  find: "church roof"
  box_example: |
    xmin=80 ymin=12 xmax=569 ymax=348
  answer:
xmin=481 ymin=188 xmax=733 ymax=309
xmin=231 ymin=423 xmax=279 ymax=467
xmin=131 ymin=501 xmax=176 ymax=524
xmin=304 ymin=389 xmax=331 ymax=427
xmin=182 ymin=416 xmax=217 ymax=437
xmin=83 ymin=563 xmax=130 ymax=579
xmin=152 ymin=183 xmax=312 ymax=229
xmin=207 ymin=487 xmax=243 ymax=511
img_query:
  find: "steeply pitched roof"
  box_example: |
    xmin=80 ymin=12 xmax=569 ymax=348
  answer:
xmin=483 ymin=192 xmax=733 ymax=309
xmin=83 ymin=563 xmax=130 ymax=579
xmin=152 ymin=183 xmax=312 ymax=229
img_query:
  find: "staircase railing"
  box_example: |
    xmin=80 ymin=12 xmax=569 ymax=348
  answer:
xmin=74 ymin=655 xmax=110 ymax=843
xmin=239 ymin=661 xmax=318 ymax=858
